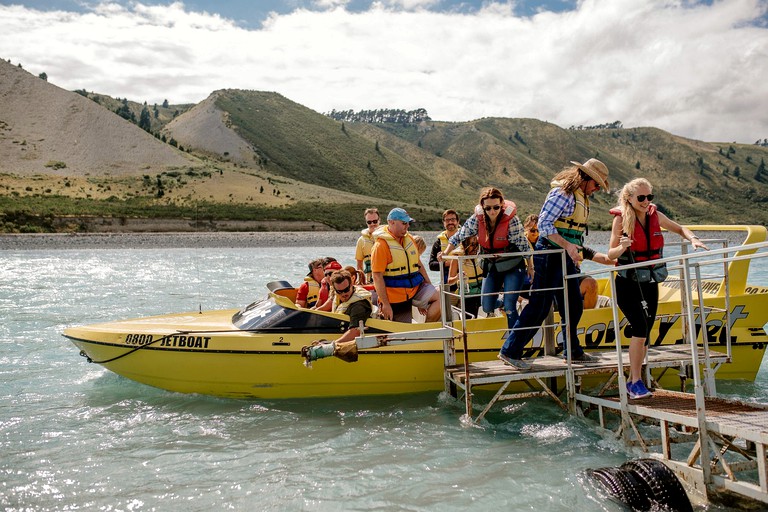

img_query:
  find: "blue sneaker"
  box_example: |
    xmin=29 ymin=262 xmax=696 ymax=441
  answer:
xmin=627 ymin=380 xmax=652 ymax=399
xmin=497 ymin=352 xmax=531 ymax=371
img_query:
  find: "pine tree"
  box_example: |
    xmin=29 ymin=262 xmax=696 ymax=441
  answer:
xmin=138 ymin=106 xmax=152 ymax=131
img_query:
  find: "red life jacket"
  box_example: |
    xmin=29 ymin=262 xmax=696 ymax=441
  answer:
xmin=476 ymin=200 xmax=517 ymax=254
xmin=609 ymin=204 xmax=664 ymax=265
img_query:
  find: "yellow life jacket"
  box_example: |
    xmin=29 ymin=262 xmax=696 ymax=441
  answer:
xmin=462 ymin=257 xmax=484 ymax=294
xmin=553 ymin=187 xmax=589 ymax=245
xmin=303 ymin=276 xmax=321 ymax=307
xmin=437 ymin=231 xmax=451 ymax=253
xmin=452 ymin=246 xmax=484 ymax=294
xmin=358 ymin=229 xmax=375 ymax=275
xmin=333 ymin=286 xmax=373 ymax=315
xmin=375 ymin=228 xmax=424 ymax=288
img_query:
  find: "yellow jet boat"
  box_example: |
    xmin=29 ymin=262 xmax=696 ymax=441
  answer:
xmin=63 ymin=226 xmax=768 ymax=399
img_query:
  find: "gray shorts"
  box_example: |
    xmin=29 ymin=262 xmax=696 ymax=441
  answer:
xmin=391 ymin=282 xmax=438 ymax=323
xmin=412 ymin=282 xmax=438 ymax=309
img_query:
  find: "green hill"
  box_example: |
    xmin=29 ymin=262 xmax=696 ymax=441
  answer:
xmin=212 ymin=90 xmax=479 ymax=209
xmin=2 ymin=64 xmax=768 ymax=232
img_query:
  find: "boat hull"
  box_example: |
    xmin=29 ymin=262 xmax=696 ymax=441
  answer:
xmin=64 ymin=287 xmax=768 ymax=399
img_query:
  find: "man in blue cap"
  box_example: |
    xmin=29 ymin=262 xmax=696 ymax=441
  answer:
xmin=370 ymin=208 xmax=440 ymax=322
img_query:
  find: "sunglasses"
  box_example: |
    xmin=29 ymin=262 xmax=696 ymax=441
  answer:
xmin=366 ymin=219 xmax=379 ymax=225
xmin=333 ymin=284 xmax=352 ymax=294
xmin=635 ymin=194 xmax=654 ymax=202
xmin=444 ymin=218 xmax=458 ymax=223
xmin=325 ymin=271 xmax=334 ymax=277
xmin=483 ymin=205 xmax=501 ymax=212
xmin=527 ymin=228 xmax=538 ymax=233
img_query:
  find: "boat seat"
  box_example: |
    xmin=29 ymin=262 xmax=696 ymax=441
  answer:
xmin=273 ymin=288 xmax=298 ymax=302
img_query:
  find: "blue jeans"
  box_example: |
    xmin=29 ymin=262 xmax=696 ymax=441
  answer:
xmin=500 ymin=239 xmax=585 ymax=359
xmin=481 ymin=264 xmax=525 ymax=330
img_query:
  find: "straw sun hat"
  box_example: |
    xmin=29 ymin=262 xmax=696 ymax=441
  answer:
xmin=570 ymin=158 xmax=609 ymax=191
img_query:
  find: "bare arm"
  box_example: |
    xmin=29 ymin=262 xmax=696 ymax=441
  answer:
xmin=334 ymin=327 xmax=361 ymax=344
xmin=590 ymin=252 xmax=615 ymax=265
xmin=446 ymin=259 xmax=460 ymax=285
xmin=658 ymin=212 xmax=709 ymax=250
xmin=418 ymin=259 xmax=431 ymax=284
xmin=437 ymin=243 xmax=455 ymax=263
xmin=606 ymin=216 xmax=632 ymax=261
xmin=372 ymin=271 xmax=392 ymax=320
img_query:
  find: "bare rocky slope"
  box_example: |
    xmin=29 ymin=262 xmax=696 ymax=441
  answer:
xmin=163 ymin=91 xmax=257 ymax=165
xmin=0 ymin=59 xmax=198 ymax=176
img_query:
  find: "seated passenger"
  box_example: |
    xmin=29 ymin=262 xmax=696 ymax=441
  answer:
xmin=447 ymin=235 xmax=483 ymax=318
xmin=579 ymin=246 xmax=614 ymax=309
xmin=295 ymin=258 xmax=325 ymax=308
xmin=314 ymin=260 xmax=342 ymax=311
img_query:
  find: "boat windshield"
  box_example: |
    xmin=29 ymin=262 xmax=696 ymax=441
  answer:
xmin=232 ymin=297 xmax=345 ymax=332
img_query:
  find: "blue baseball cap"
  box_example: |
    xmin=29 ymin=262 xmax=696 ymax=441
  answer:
xmin=387 ymin=208 xmax=414 ymax=223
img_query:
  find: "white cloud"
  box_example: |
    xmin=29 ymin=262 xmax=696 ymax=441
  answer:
xmin=1 ymin=0 xmax=766 ymax=142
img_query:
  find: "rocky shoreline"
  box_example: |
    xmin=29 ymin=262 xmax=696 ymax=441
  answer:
xmin=0 ymin=231 xmax=365 ymax=250
xmin=0 ymin=230 xmax=743 ymax=251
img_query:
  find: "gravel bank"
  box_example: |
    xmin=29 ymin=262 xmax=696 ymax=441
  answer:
xmin=0 ymin=230 xmax=747 ymax=251
xmin=0 ymin=231 xmax=364 ymax=250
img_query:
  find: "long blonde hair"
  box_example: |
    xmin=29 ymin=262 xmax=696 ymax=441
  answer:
xmin=616 ymin=178 xmax=653 ymax=237
xmin=552 ymin=164 xmax=588 ymax=194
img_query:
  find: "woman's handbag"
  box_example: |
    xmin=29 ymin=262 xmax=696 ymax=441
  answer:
xmin=624 ymin=263 xmax=668 ymax=283
xmin=482 ymin=255 xmax=523 ymax=274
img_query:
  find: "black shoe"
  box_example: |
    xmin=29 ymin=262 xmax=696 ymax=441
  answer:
xmin=497 ymin=353 xmax=531 ymax=371
xmin=567 ymin=352 xmax=595 ymax=363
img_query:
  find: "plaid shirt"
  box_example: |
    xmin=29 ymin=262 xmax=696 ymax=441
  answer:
xmin=449 ymin=213 xmax=529 ymax=254
xmin=538 ymin=187 xmax=576 ymax=239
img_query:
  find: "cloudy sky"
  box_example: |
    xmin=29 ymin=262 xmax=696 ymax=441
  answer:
xmin=1 ymin=0 xmax=767 ymax=143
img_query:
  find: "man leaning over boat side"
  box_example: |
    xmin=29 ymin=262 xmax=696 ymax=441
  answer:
xmin=355 ymin=208 xmax=381 ymax=284
xmin=498 ymin=158 xmax=610 ymax=370
xmin=328 ymin=270 xmax=374 ymax=343
xmin=371 ymin=208 xmax=441 ymax=323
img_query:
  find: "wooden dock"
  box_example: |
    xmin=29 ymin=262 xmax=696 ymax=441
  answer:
xmin=445 ymin=346 xmax=729 ymax=421
xmin=438 ymin=233 xmax=768 ymax=508
xmin=446 ymin=345 xmax=768 ymax=507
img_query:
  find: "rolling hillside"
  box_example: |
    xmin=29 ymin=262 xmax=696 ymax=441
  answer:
xmin=2 ymin=55 xmax=768 ymax=232
xmin=0 ymin=59 xmax=198 ymax=176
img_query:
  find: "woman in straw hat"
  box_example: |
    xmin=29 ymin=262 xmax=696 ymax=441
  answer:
xmin=498 ymin=158 xmax=610 ymax=370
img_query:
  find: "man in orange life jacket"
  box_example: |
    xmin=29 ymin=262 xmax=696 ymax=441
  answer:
xmin=371 ymin=208 xmax=440 ymax=323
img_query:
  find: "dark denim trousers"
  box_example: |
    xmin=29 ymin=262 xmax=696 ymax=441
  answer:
xmin=500 ymin=239 xmax=584 ymax=358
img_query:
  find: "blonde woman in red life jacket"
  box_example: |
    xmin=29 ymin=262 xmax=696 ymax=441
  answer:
xmin=439 ymin=187 xmax=532 ymax=331
xmin=607 ymin=178 xmax=708 ymax=399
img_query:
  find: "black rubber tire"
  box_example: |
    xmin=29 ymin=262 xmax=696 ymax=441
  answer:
xmin=621 ymin=459 xmax=694 ymax=512
xmin=587 ymin=466 xmax=652 ymax=511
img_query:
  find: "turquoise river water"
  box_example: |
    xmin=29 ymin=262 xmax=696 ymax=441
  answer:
xmin=2 ymin=236 xmax=767 ymax=511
